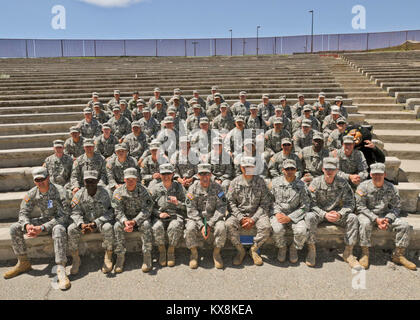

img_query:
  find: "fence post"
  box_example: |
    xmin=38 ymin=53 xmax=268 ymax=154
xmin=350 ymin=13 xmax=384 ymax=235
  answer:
xmin=337 ymin=34 xmax=340 ymax=51
xmin=155 ymin=39 xmax=158 ymax=57
xmin=25 ymin=39 xmax=28 ymax=58
xmin=274 ymin=37 xmax=276 ymax=55
xmin=214 ymin=39 xmax=217 ymax=56
xmin=94 ymin=40 xmax=96 ymax=57
xmin=366 ymin=33 xmax=369 ymax=51
xmin=123 ymin=40 xmax=126 ymax=56
xmin=184 ymin=39 xmax=187 ymax=57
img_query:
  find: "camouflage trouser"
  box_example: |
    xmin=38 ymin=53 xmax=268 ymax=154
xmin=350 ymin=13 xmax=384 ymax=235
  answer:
xmin=67 ymin=222 xmax=114 ymax=252
xmin=152 ymin=216 xmax=184 ymax=247
xmin=10 ymin=221 xmax=67 ymax=264
xmin=270 ymin=216 xmax=307 ymax=250
xmin=358 ymin=215 xmax=411 ymax=248
xmin=225 ymin=214 xmax=271 ymax=248
xmin=113 ymin=220 xmax=152 ymax=255
xmin=184 ymin=220 xmax=226 ymax=249
xmin=305 ymin=212 xmax=359 ymax=245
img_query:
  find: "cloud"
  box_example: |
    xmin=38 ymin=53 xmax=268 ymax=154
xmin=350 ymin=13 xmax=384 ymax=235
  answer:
xmin=77 ymin=0 xmax=145 ymax=8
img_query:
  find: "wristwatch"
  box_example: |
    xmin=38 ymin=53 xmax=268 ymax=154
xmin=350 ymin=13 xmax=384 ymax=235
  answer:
xmin=41 ymin=225 xmax=46 ymax=232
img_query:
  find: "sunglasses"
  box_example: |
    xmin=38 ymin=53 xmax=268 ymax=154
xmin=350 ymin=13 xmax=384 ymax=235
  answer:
xmin=161 ymin=173 xmax=173 ymax=176
xmin=34 ymin=177 xmax=47 ymax=183
xmin=284 ymin=168 xmax=296 ymax=171
xmin=282 ymin=144 xmax=292 ymax=147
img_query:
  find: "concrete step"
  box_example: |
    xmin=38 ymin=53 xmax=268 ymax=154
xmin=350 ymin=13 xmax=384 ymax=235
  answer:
xmin=373 ymin=130 xmax=420 ymax=144
xmin=381 ymin=82 xmax=420 ymax=90
xmin=356 ymin=104 xmax=405 ymax=112
xmin=0 ymin=147 xmax=51 ymax=168
xmin=396 ymin=92 xmax=420 ymax=103
xmin=0 ymin=105 xmax=84 ymax=115
xmin=384 ymin=143 xmax=420 ymax=160
xmin=387 ymin=87 xmax=420 ymax=96
xmin=367 ymin=119 xmax=420 ymax=130
xmin=1 ymin=215 xmax=420 ymax=261
xmin=0 ymin=112 xmax=82 ymax=124
xmin=400 ymin=160 xmax=420 ymax=183
xmin=352 ymin=97 xmax=396 ymax=104
xmin=0 ymin=121 xmax=77 ymax=136
xmin=0 ymin=132 xmax=68 ymax=150
xmin=363 ymin=111 xmax=417 ymax=120
xmin=0 ymin=168 xmax=35 ymax=192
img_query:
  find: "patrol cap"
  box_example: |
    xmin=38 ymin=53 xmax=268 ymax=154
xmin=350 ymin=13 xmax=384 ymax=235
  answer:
xmin=132 ymin=91 xmax=139 ymax=95
xmin=102 ymin=123 xmax=112 ymax=130
xmin=114 ymin=90 xmax=120 ymax=95
xmin=163 ymin=116 xmax=174 ymax=124
xmin=281 ymin=138 xmax=292 ymax=145
xmin=83 ymin=138 xmax=95 ymax=147
xmin=167 ymin=107 xmax=177 ymax=114
xmin=112 ymin=105 xmax=121 ymax=111
xmin=119 ymin=100 xmax=127 ymax=106
xmin=235 ymin=115 xmax=245 ymax=122
xmin=200 ymin=117 xmax=209 ymax=124
xmin=298 ymin=93 xmax=305 ymax=98
xmin=331 ymin=106 xmax=340 ymax=115
xmin=172 ymin=95 xmax=180 ymax=100
xmin=318 ymin=92 xmax=326 ymax=98
xmin=279 ymin=96 xmax=286 ymax=101
xmin=70 ymin=126 xmax=80 ymax=133
xmin=32 ymin=167 xmax=48 ymax=180
xmin=136 ymin=99 xmax=146 ymax=106
xmin=142 ymin=107 xmax=151 ymax=113
xmin=173 ymin=88 xmax=181 ymax=94
xmin=335 ymin=96 xmax=343 ymax=102
xmin=262 ymin=94 xmax=269 ymax=99
xmin=303 ymin=105 xmax=313 ymax=112
xmin=83 ymin=170 xmax=98 ymax=180
xmin=190 ymin=98 xmax=198 ymax=103
xmin=83 ymin=107 xmax=93 ymax=114
xmin=211 ymin=86 xmax=218 ymax=91
xmin=212 ymin=137 xmax=223 ymax=145
xmin=198 ymin=163 xmax=212 ymax=174
xmin=337 ymin=117 xmax=347 ymax=124
xmin=154 ymin=87 xmax=161 ymax=92
xmin=159 ymin=163 xmax=174 ymax=174
xmin=243 ymin=138 xmax=255 ymax=146
xmin=92 ymin=92 xmax=99 ymax=98
xmin=149 ymin=141 xmax=161 ymax=150
xmin=343 ymin=135 xmax=355 ymax=144
xmin=275 ymin=105 xmax=284 ymax=111
xmin=53 ymin=139 xmax=64 ymax=147
xmin=115 ymin=144 xmax=128 ymax=151
xmin=283 ymin=159 xmax=297 ymax=169
xmin=312 ymin=132 xmax=324 ymax=141
xmin=323 ymin=157 xmax=338 ymax=170
xmin=124 ymin=168 xmax=138 ymax=179
xmin=240 ymin=156 xmax=256 ymax=167
xmin=192 ymin=103 xmax=202 ymax=109
xmin=93 ymin=102 xmax=101 ymax=107
xmin=239 ymin=91 xmax=247 ymax=96
xmin=273 ymin=117 xmax=283 ymax=124
xmin=250 ymin=104 xmax=258 ymax=110
xmin=302 ymin=119 xmax=312 ymax=127
xmin=155 ymin=100 xmax=163 ymax=105
xmin=214 ymin=93 xmax=222 ymax=99
xmin=219 ymin=103 xmax=229 ymax=109
xmin=370 ymin=163 xmax=385 ymax=174
xmin=193 ymin=90 xmax=199 ymax=94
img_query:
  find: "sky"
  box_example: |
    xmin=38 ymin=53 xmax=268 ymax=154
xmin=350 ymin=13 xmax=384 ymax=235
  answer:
xmin=0 ymin=0 xmax=419 ymax=40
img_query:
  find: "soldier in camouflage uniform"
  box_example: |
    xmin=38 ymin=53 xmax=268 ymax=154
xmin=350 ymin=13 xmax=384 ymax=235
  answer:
xmin=257 ymin=94 xmax=274 ymax=127
xmin=226 ymin=157 xmax=272 ymax=266
xmin=119 ymin=100 xmax=133 ymax=122
xmin=43 ymin=140 xmax=73 ymax=188
xmin=172 ymin=88 xmax=189 ymax=110
xmin=148 ymin=87 xmax=168 ymax=109
xmin=185 ymin=163 xmax=227 ymax=269
xmin=106 ymin=144 xmax=140 ymax=193
xmin=77 ymin=107 xmax=102 ymax=139
xmin=186 ymin=104 xmax=205 ymax=132
xmin=305 ymin=157 xmax=361 ymax=268
xmin=123 ymin=121 xmax=149 ymax=164
xmin=211 ymin=103 xmax=235 ymax=135
xmin=326 ymin=117 xmax=347 ymax=151
xmin=333 ymin=135 xmax=368 ymax=189
xmin=224 ymin=116 xmax=246 ymax=158
xmin=322 ymin=105 xmax=342 ymax=137
xmin=171 ymin=136 xmax=200 ymax=190
xmin=270 ymin=159 xmax=310 ymax=263
xmin=67 ymin=170 xmax=115 ymax=275
xmin=231 ymin=91 xmax=251 ymax=118
xmin=206 ymin=93 xmax=224 ymax=122
xmin=279 ymin=96 xmax=292 ymax=120
xmin=87 ymin=92 xmax=104 ymax=110
xmin=268 ymin=105 xmax=291 ymax=134
xmin=131 ymin=99 xmax=146 ymax=121
xmin=332 ymin=96 xmax=348 ymax=119
xmin=356 ymin=163 xmax=416 ymax=270
xmin=291 ymin=105 xmax=320 ymax=135
xmin=313 ymin=92 xmax=331 ymax=123
xmin=168 ymin=95 xmax=187 ymax=120
xmin=291 ymin=93 xmax=306 ymax=119
xmin=156 ymin=116 xmax=179 ymax=159
xmin=188 ymin=90 xmax=206 ymax=111
xmin=299 ymin=132 xmax=331 ymax=186
xmin=139 ymin=107 xmax=160 ymax=143
xmin=3 ymin=167 xmax=70 ymax=290
xmin=70 ymin=138 xmax=107 ymax=195
xmin=141 ymin=141 xmax=169 ymax=188
xmin=246 ymin=104 xmax=266 ymax=131
xmin=108 ymin=105 xmax=132 ymax=142
xmin=92 ymin=102 xmax=110 ymax=124
xmin=264 ymin=117 xmax=291 ymax=162
xmin=112 ymin=168 xmax=154 ymax=273
xmin=107 ymin=89 xmax=121 ymax=109
xmin=190 ymin=117 xmax=212 ymax=153
xmin=152 ymin=100 xmax=167 ymax=123
xmin=64 ymin=126 xmax=85 ymax=160
xmin=268 ymin=138 xmax=303 ymax=180
xmin=128 ymin=91 xmax=140 ymax=111
xmin=94 ymin=123 xmax=119 ymax=159
xmin=150 ymin=164 xmax=186 ymax=267
xmin=206 ymin=86 xmax=225 ymax=107
xmin=293 ymin=119 xmax=317 ymax=153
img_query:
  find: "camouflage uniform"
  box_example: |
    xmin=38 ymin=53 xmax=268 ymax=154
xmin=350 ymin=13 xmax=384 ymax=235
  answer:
xmin=106 ymin=155 xmax=140 ymax=190
xmin=305 ymin=175 xmax=358 ymax=245
xmin=257 ymin=102 xmax=275 ymax=124
xmin=139 ymin=116 xmax=160 ymax=143
xmin=43 ymin=153 xmax=73 ymax=187
xmin=10 ymin=182 xmax=69 ymax=264
xmin=132 ymin=108 xmax=144 ymax=121
xmin=326 ymin=129 xmax=344 ymax=151
xmin=212 ymin=113 xmax=235 ymax=132
xmin=226 ymin=174 xmax=272 ymax=248
xmin=70 ymin=153 xmax=107 ymax=190
xmin=152 ymin=106 xmax=168 ymax=123
xmin=170 ymin=149 xmax=200 ymax=183
xmin=64 ymin=136 xmax=85 ymax=159
xmin=268 ymin=152 xmax=303 ymax=179
xmin=335 ymin=148 xmax=369 ymax=185
xmin=268 ymin=115 xmax=292 ymax=133
xmin=313 ymin=101 xmax=331 ymax=123
xmin=270 ymin=176 xmax=310 ymax=249
xmin=291 ymin=102 xmax=305 ymax=119
xmin=299 ymin=146 xmax=331 ymax=178
xmin=293 ymin=129 xmax=317 ymax=153
xmin=231 ymin=101 xmax=251 ymax=118
xmin=123 ymin=132 xmax=148 ymax=160
xmin=186 ymin=113 xmax=204 ymax=132
xmin=148 ymin=96 xmax=167 ymax=109
xmin=203 ymin=149 xmax=234 ymax=192
xmin=185 ymin=180 xmax=227 ymax=248
xmin=68 ymin=186 xmax=114 ymax=252
xmin=77 ymin=118 xmax=102 ymax=139
xmin=322 ymin=115 xmax=340 ymax=135
xmin=141 ymin=153 xmax=169 ymax=187
xmin=264 ymin=128 xmax=291 ymax=158
xmin=292 ymin=116 xmax=320 ymax=135
xmin=206 ymin=103 xmax=223 ymax=122
xmin=107 ymin=116 xmax=132 ymax=140
xmin=95 ymin=134 xmax=119 ymax=159
xmin=93 ymin=109 xmax=110 ymax=124
xmin=150 ymin=181 xmax=186 ymax=247
xmin=356 ymin=180 xmax=411 ymax=248
xmin=112 ymin=184 xmax=154 ymax=255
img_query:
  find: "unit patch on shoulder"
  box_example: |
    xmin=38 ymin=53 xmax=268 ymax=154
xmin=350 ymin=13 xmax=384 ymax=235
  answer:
xmin=23 ymin=194 xmax=31 ymax=203
xmin=186 ymin=193 xmax=194 ymax=201
xmin=71 ymin=197 xmax=80 ymax=208
xmin=114 ymin=193 xmax=122 ymax=201
xmin=356 ymin=190 xmax=365 ymax=197
xmin=308 ymin=185 xmax=316 ymax=193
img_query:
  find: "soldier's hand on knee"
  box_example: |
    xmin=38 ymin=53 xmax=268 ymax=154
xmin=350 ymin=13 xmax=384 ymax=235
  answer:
xmin=325 ymin=211 xmax=339 ymax=223
xmin=26 ymin=224 xmax=34 ymax=234
xmin=28 ymin=226 xmax=42 ymax=238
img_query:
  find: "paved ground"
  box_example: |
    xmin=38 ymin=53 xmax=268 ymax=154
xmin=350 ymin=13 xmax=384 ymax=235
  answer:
xmin=0 ymin=247 xmax=419 ymax=300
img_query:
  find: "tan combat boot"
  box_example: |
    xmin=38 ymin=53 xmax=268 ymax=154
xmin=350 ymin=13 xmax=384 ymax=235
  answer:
xmin=213 ymin=247 xmax=223 ymax=269
xmin=232 ymin=244 xmax=246 ymax=266
xmin=3 ymin=255 xmax=32 ymax=279
xmin=277 ymin=247 xmax=287 ymax=263
xmin=249 ymin=245 xmax=263 ymax=266
xmin=167 ymin=246 xmax=176 ymax=267
xmin=305 ymin=243 xmax=316 ymax=267
xmin=289 ymin=244 xmax=298 ymax=263
xmin=114 ymin=254 xmax=125 ymax=273
xmin=189 ymin=247 xmax=198 ymax=269
xmin=102 ymin=250 xmax=113 ymax=274
xmin=359 ymin=246 xmax=369 ymax=269
xmin=56 ymin=264 xmax=71 ymax=290
xmin=392 ymin=247 xmax=417 ymax=270
xmin=70 ymin=251 xmax=81 ymax=275
xmin=141 ymin=252 xmax=152 ymax=273
xmin=343 ymin=245 xmax=361 ymax=269
xmin=158 ymin=245 xmax=167 ymax=267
